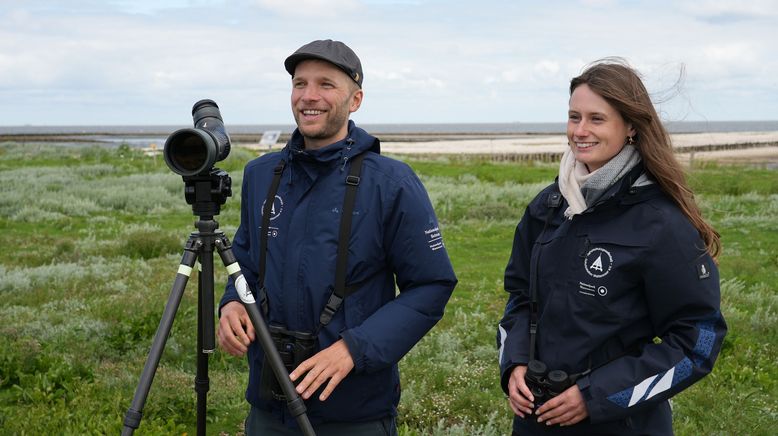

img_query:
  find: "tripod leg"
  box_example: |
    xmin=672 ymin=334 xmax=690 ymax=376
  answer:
xmin=215 ymin=235 xmax=316 ymax=436
xmin=122 ymin=238 xmax=200 ymax=436
xmin=195 ymin=221 xmax=217 ymax=436
xmin=196 ymin=270 xmax=209 ymax=436
xmin=199 ymin=231 xmax=216 ymax=353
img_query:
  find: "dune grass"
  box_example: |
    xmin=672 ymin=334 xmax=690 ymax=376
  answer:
xmin=0 ymin=142 xmax=775 ymax=435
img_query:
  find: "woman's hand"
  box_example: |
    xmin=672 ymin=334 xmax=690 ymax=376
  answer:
xmin=507 ymin=365 xmax=535 ymax=418
xmin=535 ymin=384 xmax=589 ymax=426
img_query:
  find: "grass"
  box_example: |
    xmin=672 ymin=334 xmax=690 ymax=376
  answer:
xmin=0 ymin=142 xmax=775 ymax=435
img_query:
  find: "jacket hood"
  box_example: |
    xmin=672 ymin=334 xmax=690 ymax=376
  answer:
xmin=279 ymin=120 xmax=380 ymax=185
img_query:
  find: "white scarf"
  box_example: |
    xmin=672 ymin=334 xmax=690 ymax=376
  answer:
xmin=558 ymin=145 xmax=642 ymax=218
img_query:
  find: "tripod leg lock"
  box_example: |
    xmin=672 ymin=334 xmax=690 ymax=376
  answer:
xmin=194 ymin=376 xmax=210 ymax=394
xmin=287 ymin=396 xmax=308 ymax=418
xmin=123 ymin=408 xmax=142 ymax=430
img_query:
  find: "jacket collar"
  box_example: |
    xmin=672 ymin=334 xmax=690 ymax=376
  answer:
xmin=281 ymin=120 xmax=380 ymax=184
xmin=584 ymin=163 xmax=661 ymax=210
xmin=284 ymin=120 xmax=379 ymax=165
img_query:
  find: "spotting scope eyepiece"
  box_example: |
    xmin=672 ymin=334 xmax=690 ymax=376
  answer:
xmin=164 ymin=99 xmax=231 ymax=176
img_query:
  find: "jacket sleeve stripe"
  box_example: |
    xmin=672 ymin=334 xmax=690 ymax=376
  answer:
xmin=498 ymin=324 xmax=508 ymax=365
xmin=645 ymin=365 xmax=678 ymax=401
xmin=607 ymin=315 xmax=719 ymax=409
xmin=609 ymin=355 xmax=696 ymax=409
xmin=693 ymin=318 xmax=717 ymax=366
xmin=626 ymin=374 xmax=658 ymax=407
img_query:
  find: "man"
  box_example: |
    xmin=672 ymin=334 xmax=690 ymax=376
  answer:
xmin=217 ymin=39 xmax=457 ymax=435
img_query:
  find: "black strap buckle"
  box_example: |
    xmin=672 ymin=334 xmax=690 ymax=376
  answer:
xmin=529 ymin=321 xmax=538 ymax=335
xmin=346 ymin=175 xmax=360 ymax=186
xmin=258 ymin=286 xmax=269 ymax=316
xmin=319 ymin=293 xmax=344 ymax=326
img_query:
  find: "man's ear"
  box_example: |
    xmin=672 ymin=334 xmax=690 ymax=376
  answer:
xmin=349 ymin=89 xmax=363 ymax=113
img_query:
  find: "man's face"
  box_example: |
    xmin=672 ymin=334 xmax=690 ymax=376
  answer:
xmin=291 ymin=59 xmax=363 ymax=150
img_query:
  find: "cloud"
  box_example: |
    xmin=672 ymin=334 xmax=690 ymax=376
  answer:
xmin=534 ymin=60 xmax=560 ymax=76
xmin=678 ymin=0 xmax=778 ymax=22
xmin=0 ymin=0 xmax=776 ymax=124
xmin=703 ymin=42 xmax=757 ymax=64
xmin=252 ymin=0 xmax=362 ymax=17
xmin=369 ymin=67 xmax=447 ymax=91
xmin=579 ymin=0 xmax=618 ymax=6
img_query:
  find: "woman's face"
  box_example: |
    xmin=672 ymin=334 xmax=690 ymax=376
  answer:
xmin=567 ymin=84 xmax=635 ymax=172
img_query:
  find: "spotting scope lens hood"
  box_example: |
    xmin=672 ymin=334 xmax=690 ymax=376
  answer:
xmin=164 ymin=99 xmax=231 ymax=176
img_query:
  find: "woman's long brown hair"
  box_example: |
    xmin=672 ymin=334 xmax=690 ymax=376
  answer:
xmin=571 ymin=58 xmax=721 ymax=259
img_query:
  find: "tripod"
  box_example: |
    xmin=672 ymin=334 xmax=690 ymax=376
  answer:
xmin=121 ymin=169 xmax=315 ymax=436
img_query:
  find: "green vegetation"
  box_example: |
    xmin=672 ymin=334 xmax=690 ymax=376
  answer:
xmin=0 ymin=143 xmax=775 ymax=435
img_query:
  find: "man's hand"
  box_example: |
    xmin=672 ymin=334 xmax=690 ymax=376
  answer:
xmin=508 ymin=365 xmax=534 ymax=418
xmin=289 ymin=339 xmax=354 ymax=402
xmin=535 ymin=384 xmax=589 ymax=426
xmin=217 ymin=301 xmax=255 ymax=357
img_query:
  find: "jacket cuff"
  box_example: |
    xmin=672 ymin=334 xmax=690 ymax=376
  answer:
xmin=340 ymin=329 xmax=366 ymax=373
xmin=501 ymin=364 xmax=517 ymax=395
xmin=218 ymin=297 xmax=240 ymax=318
xmin=218 ymin=284 xmax=240 ymax=318
xmin=576 ymin=375 xmax=603 ymax=423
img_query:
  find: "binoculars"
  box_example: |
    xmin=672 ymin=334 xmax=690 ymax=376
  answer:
xmin=259 ymin=325 xmax=318 ymax=401
xmin=524 ymin=359 xmax=573 ymax=409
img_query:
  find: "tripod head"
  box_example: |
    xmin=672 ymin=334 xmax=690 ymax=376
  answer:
xmin=182 ymin=168 xmax=232 ymax=218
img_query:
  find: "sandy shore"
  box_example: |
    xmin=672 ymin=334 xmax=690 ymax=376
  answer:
xmin=229 ymin=130 xmax=778 ymax=165
xmin=370 ymin=131 xmax=778 ymax=165
xmin=674 ymin=146 xmax=778 ymax=165
xmin=378 ymin=131 xmax=778 ymax=153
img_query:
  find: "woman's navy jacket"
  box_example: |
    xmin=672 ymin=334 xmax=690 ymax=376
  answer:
xmin=220 ymin=121 xmax=457 ymax=426
xmin=498 ymin=166 xmax=726 ymax=435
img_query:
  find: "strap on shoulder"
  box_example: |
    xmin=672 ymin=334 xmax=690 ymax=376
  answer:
xmin=257 ymin=160 xmax=286 ymax=315
xmin=529 ymin=188 xmax=563 ymax=362
xmin=319 ymin=152 xmax=367 ymax=327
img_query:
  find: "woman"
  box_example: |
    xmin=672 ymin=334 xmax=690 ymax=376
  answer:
xmin=497 ymin=59 xmax=727 ymax=435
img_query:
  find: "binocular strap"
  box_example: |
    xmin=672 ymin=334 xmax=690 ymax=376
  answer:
xmin=256 ymin=152 xmax=367 ymax=333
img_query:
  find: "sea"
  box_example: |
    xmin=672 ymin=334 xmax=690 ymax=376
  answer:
xmin=2 ymin=120 xmax=777 ymax=148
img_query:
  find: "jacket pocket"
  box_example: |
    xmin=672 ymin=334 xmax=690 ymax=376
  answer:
xmin=570 ymin=231 xmax=650 ymax=322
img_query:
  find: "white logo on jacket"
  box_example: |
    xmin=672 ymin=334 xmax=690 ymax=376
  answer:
xmin=584 ymin=247 xmax=613 ymax=278
xmin=578 ymin=282 xmax=608 ymax=297
xmin=425 ymin=226 xmax=444 ymax=251
xmin=261 ymin=195 xmax=284 ymax=221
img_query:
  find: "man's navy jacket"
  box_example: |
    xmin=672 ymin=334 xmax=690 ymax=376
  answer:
xmin=498 ymin=166 xmax=726 ymax=435
xmin=220 ymin=121 xmax=457 ymax=426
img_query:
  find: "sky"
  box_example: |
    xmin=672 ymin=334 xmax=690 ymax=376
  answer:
xmin=1 ymin=0 xmax=776 ymax=126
